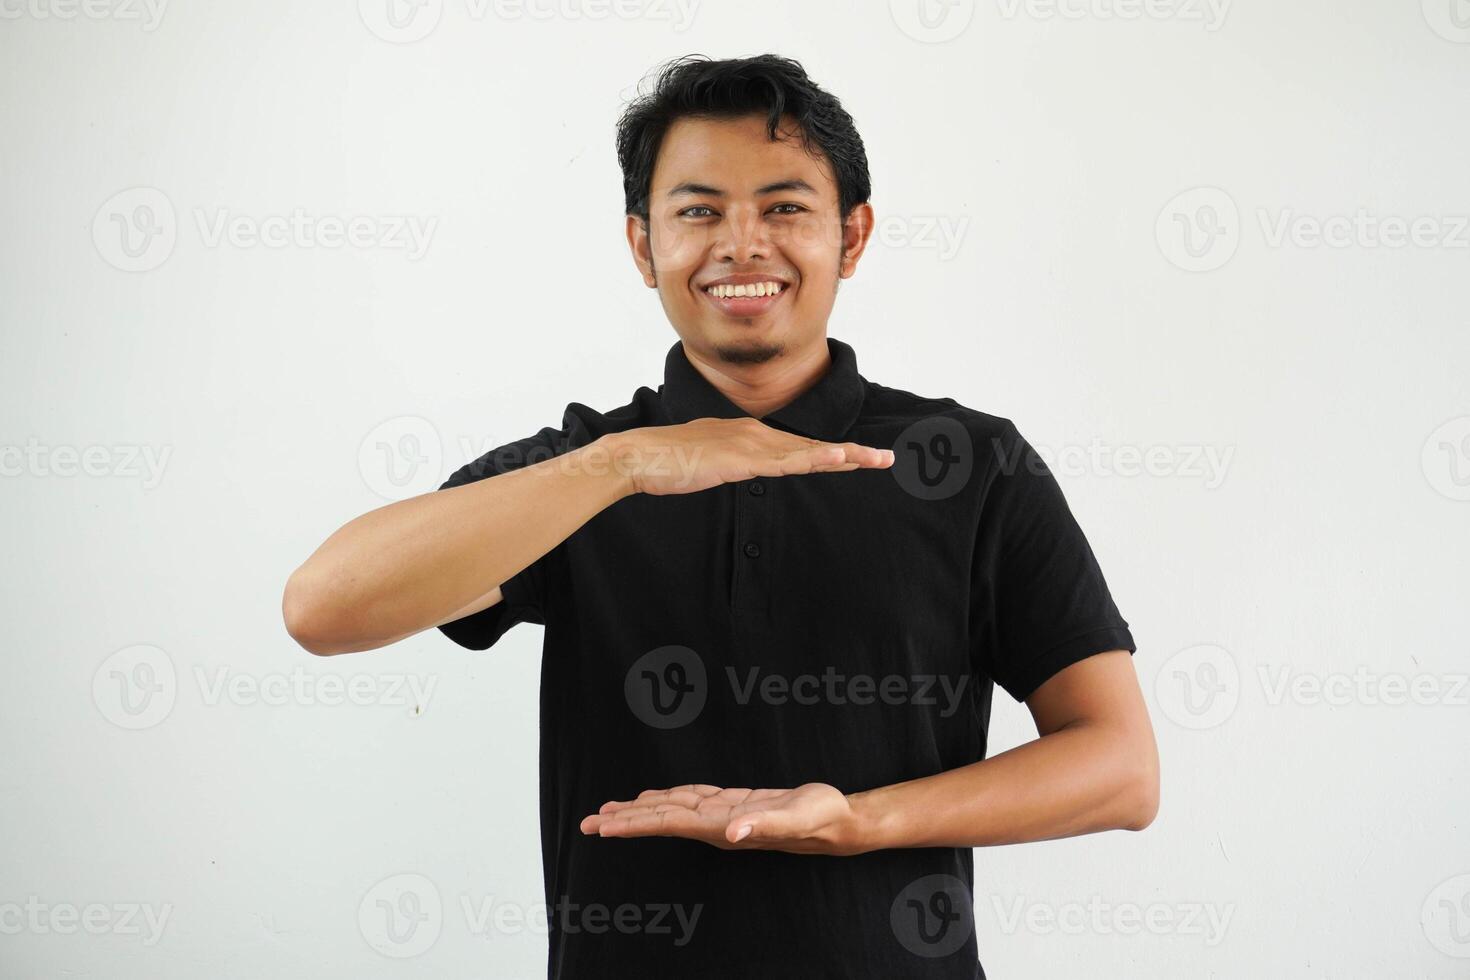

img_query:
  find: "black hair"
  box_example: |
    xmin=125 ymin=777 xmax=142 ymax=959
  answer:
xmin=615 ymin=54 xmax=872 ymax=226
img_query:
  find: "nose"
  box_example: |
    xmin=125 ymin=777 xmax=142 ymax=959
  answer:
xmin=712 ymin=205 xmax=771 ymax=265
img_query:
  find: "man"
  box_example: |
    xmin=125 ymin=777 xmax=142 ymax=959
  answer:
xmin=284 ymin=53 xmax=1158 ymax=979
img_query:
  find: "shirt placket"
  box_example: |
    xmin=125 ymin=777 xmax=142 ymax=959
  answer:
xmin=730 ymin=476 xmax=771 ymax=660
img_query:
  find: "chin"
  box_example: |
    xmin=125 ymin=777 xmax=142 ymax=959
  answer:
xmin=712 ymin=336 xmax=785 ymax=365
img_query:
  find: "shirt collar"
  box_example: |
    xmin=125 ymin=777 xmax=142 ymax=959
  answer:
xmin=659 ymin=337 xmax=866 ymax=443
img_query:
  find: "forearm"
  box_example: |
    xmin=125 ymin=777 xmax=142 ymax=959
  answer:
xmin=283 ymin=435 xmax=633 ymax=653
xmin=844 ymin=720 xmax=1158 ymax=851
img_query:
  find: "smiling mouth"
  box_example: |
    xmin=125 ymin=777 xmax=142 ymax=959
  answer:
xmin=700 ymin=281 xmax=790 ymax=318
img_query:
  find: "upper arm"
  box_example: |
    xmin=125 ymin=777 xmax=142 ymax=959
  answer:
xmin=969 ymin=421 xmax=1137 ymax=703
xmin=432 ymin=424 xmax=568 ymax=651
xmin=431 ymin=585 xmax=504 ymax=630
xmin=1024 ymin=648 xmax=1161 ymax=830
xmin=1024 ymin=648 xmax=1151 ymax=737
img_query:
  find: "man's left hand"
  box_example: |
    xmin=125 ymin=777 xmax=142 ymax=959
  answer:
xmin=579 ymin=782 xmax=867 ymax=856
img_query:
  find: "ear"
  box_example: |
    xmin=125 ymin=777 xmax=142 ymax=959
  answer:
xmin=838 ymin=202 xmax=876 ymax=279
xmin=626 ymin=213 xmax=657 ymax=288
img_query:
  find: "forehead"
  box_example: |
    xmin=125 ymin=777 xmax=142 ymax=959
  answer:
xmin=650 ymin=113 xmax=835 ymax=198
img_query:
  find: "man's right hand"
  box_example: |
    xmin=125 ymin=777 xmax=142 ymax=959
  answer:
xmin=604 ymin=417 xmax=894 ymax=496
xmin=284 ymin=416 xmax=893 ymax=655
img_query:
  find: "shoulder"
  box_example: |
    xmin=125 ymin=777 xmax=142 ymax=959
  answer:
xmin=859 ymin=378 xmax=1022 ymax=451
xmin=558 ymin=385 xmax=661 ymax=446
xmin=856 ymin=378 xmax=1055 ymax=509
xmin=441 ymin=385 xmax=660 ymax=489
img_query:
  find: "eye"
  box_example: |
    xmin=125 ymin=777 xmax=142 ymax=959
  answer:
xmin=678 ymin=203 xmax=808 ymax=218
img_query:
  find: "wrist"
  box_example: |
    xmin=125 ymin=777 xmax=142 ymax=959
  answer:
xmin=589 ymin=432 xmax=641 ymax=499
xmin=842 ymin=787 xmax=901 ymax=854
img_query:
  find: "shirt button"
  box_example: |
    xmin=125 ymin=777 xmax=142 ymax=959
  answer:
xmin=743 ymin=542 xmax=761 ymax=558
xmin=748 ymin=481 xmax=765 ymax=496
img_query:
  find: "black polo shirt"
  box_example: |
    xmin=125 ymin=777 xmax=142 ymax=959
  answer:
xmin=436 ymin=337 xmax=1135 ymax=980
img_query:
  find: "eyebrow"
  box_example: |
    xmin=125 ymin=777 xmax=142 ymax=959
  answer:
xmin=665 ymin=179 xmax=818 ymax=198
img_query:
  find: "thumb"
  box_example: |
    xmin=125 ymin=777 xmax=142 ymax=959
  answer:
xmin=727 ymin=806 xmax=800 ymax=843
xmin=728 ymin=816 xmax=761 ymax=843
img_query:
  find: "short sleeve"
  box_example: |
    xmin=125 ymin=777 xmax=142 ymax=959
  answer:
xmin=969 ymin=421 xmax=1136 ymax=702
xmin=434 ymin=425 xmax=568 ymax=651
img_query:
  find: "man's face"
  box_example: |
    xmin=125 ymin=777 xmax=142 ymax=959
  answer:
xmin=629 ymin=113 xmax=872 ymax=366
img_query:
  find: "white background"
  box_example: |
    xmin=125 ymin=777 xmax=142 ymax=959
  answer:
xmin=3 ymin=0 xmax=1468 ymax=976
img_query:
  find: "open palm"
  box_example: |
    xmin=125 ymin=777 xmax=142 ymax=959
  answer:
xmin=579 ymin=782 xmax=861 ymax=855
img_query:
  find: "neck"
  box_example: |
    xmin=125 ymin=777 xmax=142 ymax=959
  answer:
xmin=683 ymin=338 xmax=832 ymax=419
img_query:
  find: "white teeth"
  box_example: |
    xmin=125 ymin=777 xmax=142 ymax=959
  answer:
xmin=706 ymin=281 xmax=785 ymax=299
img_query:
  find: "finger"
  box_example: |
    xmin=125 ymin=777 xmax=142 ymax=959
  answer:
xmin=833 ymin=443 xmax=895 ymax=468
xmin=726 ymin=808 xmax=781 ymax=843
xmin=726 ymin=793 xmax=805 ymax=843
xmin=663 ymin=785 xmax=722 ymax=807
xmin=767 ymin=445 xmax=868 ymax=478
xmin=579 ymin=810 xmax=663 ymax=834
xmin=729 ymin=801 xmax=814 ymax=844
xmin=583 ymin=789 xmax=708 ymax=831
xmin=598 ymin=785 xmax=680 ymax=813
xmin=639 ymin=783 xmax=722 ymax=801
xmin=592 ymin=788 xmax=666 ymax=814
xmin=597 ymin=804 xmax=661 ymax=822
xmin=598 ymin=801 xmax=701 ymax=823
xmin=736 ymin=788 xmax=790 ymax=803
xmin=773 ymin=444 xmax=845 ymax=475
xmin=776 ymin=443 xmax=893 ymax=475
xmin=608 ymin=786 xmax=716 ymax=813
xmin=599 ymin=807 xmax=706 ymax=838
xmin=613 ymin=792 xmax=674 ymax=812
